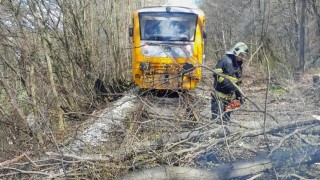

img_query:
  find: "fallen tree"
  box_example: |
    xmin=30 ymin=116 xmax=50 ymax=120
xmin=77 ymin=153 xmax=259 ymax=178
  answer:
xmin=121 ymin=146 xmax=320 ymax=180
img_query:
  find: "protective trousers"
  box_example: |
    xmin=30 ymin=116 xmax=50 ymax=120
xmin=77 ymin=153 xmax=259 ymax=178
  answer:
xmin=211 ymin=97 xmax=231 ymax=124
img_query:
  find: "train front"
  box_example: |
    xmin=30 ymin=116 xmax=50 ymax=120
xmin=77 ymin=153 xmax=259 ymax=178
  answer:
xmin=131 ymin=6 xmax=205 ymax=90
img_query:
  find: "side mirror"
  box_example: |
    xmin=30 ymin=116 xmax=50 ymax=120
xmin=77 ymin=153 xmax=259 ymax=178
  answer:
xmin=129 ymin=27 xmax=133 ymax=37
xmin=203 ymin=31 xmax=207 ymax=39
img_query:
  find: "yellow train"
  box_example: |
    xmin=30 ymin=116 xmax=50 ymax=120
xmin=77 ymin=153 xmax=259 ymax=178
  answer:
xmin=129 ymin=6 xmax=206 ymax=90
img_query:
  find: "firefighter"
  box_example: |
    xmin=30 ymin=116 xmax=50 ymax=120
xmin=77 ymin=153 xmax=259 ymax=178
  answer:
xmin=211 ymin=42 xmax=249 ymax=124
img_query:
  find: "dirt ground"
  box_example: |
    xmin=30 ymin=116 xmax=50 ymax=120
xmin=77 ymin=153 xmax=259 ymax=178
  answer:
xmin=1 ymin=62 xmax=320 ymax=179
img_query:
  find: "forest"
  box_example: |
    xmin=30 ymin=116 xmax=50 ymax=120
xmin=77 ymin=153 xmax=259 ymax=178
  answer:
xmin=0 ymin=0 xmax=320 ymax=179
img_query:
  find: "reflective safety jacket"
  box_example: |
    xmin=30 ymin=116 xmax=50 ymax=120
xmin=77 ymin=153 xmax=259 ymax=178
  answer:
xmin=213 ymin=53 xmax=242 ymax=100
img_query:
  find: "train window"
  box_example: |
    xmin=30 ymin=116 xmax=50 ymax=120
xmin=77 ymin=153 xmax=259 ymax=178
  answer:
xmin=139 ymin=12 xmax=197 ymax=42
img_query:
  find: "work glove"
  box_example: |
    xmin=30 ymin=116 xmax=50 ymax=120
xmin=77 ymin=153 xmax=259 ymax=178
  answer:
xmin=239 ymin=98 xmax=245 ymax=105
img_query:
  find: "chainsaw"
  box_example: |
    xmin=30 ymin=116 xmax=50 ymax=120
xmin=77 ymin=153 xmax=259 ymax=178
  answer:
xmin=225 ymin=99 xmax=241 ymax=112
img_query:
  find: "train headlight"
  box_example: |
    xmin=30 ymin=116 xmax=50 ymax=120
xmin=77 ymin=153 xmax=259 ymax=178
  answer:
xmin=185 ymin=45 xmax=192 ymax=56
xmin=143 ymin=43 xmax=149 ymax=55
xmin=186 ymin=45 xmax=192 ymax=51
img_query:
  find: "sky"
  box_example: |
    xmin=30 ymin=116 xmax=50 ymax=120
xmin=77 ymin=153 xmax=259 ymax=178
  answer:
xmin=166 ymin=0 xmax=198 ymax=8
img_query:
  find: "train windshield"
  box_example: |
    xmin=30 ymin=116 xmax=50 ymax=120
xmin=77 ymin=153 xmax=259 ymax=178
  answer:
xmin=139 ymin=12 xmax=197 ymax=42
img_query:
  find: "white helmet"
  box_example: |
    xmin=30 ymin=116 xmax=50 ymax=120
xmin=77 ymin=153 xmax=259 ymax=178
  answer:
xmin=231 ymin=42 xmax=248 ymax=56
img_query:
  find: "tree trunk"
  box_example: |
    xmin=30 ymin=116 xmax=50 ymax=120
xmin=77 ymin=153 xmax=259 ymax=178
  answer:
xmin=299 ymin=0 xmax=307 ymax=73
xmin=314 ymin=74 xmax=320 ymax=103
xmin=40 ymin=33 xmax=65 ymax=131
xmin=121 ymin=146 xmax=320 ymax=180
xmin=29 ymin=64 xmax=44 ymax=145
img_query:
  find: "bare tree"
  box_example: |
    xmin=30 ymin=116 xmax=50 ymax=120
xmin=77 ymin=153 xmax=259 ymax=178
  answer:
xmin=299 ymin=0 xmax=307 ymax=73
